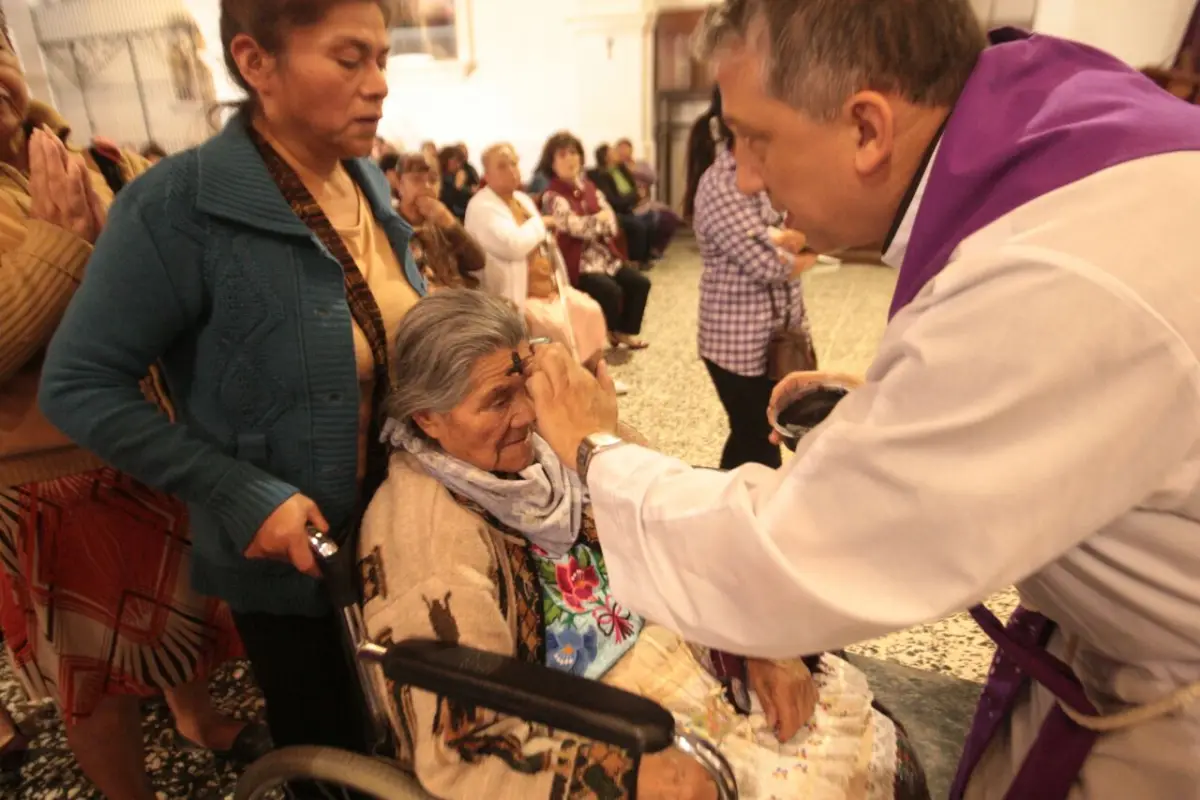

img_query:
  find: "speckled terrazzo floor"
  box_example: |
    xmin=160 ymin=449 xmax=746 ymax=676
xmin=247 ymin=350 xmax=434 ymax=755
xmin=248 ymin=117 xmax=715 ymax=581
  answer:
xmin=0 ymin=240 xmax=1010 ymax=797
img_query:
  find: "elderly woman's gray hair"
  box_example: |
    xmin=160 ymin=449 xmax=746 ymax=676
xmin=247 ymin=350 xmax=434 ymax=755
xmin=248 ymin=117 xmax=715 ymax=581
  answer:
xmin=387 ymin=290 xmax=527 ymax=427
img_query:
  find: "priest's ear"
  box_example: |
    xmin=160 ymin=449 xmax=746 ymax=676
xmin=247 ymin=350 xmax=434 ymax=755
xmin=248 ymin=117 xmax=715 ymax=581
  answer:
xmin=844 ymin=91 xmax=895 ymax=177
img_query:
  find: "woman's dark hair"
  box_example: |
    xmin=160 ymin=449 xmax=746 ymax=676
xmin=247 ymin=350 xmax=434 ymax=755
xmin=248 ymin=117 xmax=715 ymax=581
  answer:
xmin=536 ymin=131 xmax=584 ymax=183
xmin=594 ymin=143 xmax=610 ymax=168
xmin=437 ymin=145 xmax=466 ymax=174
xmin=220 ymin=0 xmax=394 ymax=105
xmin=378 ymin=152 xmax=401 ymax=174
xmin=682 ymin=86 xmax=734 ymax=221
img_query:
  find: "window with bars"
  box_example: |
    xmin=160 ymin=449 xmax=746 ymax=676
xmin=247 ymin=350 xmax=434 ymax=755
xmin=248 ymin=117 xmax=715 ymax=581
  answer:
xmin=11 ymin=0 xmax=218 ymax=153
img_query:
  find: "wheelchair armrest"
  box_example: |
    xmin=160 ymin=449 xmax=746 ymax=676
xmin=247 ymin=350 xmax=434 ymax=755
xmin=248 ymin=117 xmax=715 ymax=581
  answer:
xmin=376 ymin=639 xmax=675 ymax=757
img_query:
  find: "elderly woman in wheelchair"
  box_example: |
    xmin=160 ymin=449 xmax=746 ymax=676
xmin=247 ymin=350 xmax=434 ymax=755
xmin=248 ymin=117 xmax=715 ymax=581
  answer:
xmin=310 ymin=289 xmax=928 ymax=800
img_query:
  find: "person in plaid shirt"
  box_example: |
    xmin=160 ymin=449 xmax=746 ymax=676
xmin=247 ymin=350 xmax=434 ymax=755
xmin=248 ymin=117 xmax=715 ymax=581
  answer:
xmin=682 ymin=89 xmax=815 ymax=469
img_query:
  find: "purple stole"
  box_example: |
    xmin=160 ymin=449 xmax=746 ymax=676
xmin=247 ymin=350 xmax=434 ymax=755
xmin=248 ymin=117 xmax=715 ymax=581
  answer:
xmin=888 ymin=29 xmax=1200 ymax=799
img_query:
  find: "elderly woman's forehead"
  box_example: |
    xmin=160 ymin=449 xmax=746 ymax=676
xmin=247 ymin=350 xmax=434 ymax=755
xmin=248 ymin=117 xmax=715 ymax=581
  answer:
xmin=468 ymin=341 xmax=530 ymax=384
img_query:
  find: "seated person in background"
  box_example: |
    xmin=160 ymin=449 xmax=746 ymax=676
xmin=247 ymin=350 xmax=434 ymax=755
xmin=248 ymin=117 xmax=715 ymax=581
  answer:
xmin=593 ymin=142 xmax=679 ymax=263
xmin=616 ymin=137 xmax=682 ymax=238
xmin=587 ymin=143 xmax=653 ymax=266
xmin=384 ymin=153 xmax=485 ymax=290
xmin=373 ymin=135 xmax=400 ymax=163
xmin=439 ymin=144 xmax=478 ymax=221
xmin=359 ymin=291 xmax=931 ymax=800
xmin=420 ymin=140 xmax=439 ymax=168
xmin=538 ymin=131 xmax=651 ymax=350
xmin=464 ymin=143 xmax=610 ymax=370
xmin=525 ymin=167 xmax=550 ymax=198
xmin=456 ymin=141 xmax=481 ymax=186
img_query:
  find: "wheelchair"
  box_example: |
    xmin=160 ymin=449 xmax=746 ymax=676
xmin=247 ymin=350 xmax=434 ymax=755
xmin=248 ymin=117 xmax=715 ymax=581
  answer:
xmin=233 ymin=530 xmax=738 ymax=799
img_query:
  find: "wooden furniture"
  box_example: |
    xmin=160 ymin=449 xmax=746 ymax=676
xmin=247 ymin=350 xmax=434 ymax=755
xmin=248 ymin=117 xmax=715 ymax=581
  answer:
xmin=652 ymin=9 xmax=715 ymax=212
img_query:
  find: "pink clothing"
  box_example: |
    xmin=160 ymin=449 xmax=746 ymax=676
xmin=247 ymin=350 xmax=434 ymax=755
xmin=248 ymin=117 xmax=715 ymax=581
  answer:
xmin=464 ymin=186 xmax=609 ymax=364
xmin=525 ymin=288 xmax=607 ymax=366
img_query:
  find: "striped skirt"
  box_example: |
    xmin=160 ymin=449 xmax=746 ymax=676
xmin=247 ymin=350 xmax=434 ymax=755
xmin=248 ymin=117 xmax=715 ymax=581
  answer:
xmin=0 ymin=468 xmax=242 ymax=725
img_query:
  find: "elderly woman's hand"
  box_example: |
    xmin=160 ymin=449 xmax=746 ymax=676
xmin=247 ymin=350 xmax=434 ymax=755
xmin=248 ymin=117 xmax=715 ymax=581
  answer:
xmin=28 ymin=128 xmax=105 ymax=244
xmin=637 ymin=748 xmax=718 ymax=800
xmin=526 ymin=343 xmax=619 ymax=471
xmin=746 ymin=658 xmax=818 ymax=742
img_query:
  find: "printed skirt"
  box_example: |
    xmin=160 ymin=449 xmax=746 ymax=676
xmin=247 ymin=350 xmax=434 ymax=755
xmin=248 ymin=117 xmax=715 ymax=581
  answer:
xmin=0 ymin=468 xmax=242 ymax=725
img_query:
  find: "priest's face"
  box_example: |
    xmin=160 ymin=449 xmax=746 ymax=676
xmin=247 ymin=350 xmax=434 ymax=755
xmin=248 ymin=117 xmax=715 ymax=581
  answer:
xmin=716 ymin=48 xmax=899 ymax=253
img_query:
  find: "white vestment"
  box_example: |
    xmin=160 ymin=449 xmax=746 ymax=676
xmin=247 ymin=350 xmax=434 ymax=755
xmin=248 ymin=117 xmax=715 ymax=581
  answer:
xmin=588 ymin=152 xmax=1200 ymax=798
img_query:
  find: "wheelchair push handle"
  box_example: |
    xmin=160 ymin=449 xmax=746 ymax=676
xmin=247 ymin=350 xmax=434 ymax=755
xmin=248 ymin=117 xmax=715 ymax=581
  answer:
xmin=306 ymin=526 xmax=361 ymax=609
xmin=307 ymin=525 xmax=338 ymax=563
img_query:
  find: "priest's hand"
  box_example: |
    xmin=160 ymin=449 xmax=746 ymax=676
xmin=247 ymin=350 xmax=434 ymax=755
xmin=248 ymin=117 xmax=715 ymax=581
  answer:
xmin=526 ymin=343 xmax=619 ymax=472
xmin=746 ymin=658 xmax=817 ymax=742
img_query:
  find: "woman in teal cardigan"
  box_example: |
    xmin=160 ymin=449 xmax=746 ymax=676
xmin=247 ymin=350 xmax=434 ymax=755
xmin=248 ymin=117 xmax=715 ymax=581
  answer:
xmin=39 ymin=0 xmax=421 ymax=755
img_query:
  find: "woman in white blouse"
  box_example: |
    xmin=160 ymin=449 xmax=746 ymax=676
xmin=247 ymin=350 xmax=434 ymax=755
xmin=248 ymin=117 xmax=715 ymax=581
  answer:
xmin=465 ymin=143 xmax=610 ymax=371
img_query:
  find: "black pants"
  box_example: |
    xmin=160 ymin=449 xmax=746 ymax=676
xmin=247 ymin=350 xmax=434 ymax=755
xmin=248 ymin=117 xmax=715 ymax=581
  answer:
xmin=616 ymin=213 xmax=652 ymax=262
xmin=577 ymin=266 xmax=651 ymax=336
xmin=234 ymin=611 xmax=369 ymax=754
xmin=704 ymin=359 xmax=781 ymax=470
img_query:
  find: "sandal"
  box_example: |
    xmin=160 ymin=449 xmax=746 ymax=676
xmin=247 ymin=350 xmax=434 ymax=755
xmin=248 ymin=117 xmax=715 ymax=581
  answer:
xmin=609 ymin=333 xmax=649 ymax=350
xmin=620 ymin=335 xmax=650 ymax=350
xmin=175 ymin=720 xmax=273 ymax=765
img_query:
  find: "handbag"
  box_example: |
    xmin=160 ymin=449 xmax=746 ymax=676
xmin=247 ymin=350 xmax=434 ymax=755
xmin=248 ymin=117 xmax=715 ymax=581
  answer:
xmin=766 ymin=282 xmax=817 ymax=382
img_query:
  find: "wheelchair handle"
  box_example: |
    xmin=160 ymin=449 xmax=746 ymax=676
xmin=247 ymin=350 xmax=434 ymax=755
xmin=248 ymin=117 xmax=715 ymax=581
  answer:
xmin=307 ymin=525 xmax=339 ymax=565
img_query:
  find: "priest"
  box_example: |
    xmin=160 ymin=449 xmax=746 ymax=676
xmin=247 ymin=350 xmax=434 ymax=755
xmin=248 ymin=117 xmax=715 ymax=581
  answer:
xmin=525 ymin=0 xmax=1200 ymax=798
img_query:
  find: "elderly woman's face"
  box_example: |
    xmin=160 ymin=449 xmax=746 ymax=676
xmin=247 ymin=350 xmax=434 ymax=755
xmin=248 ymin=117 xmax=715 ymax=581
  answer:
xmin=552 ymin=147 xmax=581 ymax=181
xmin=483 ymin=148 xmax=521 ymax=195
xmin=0 ymin=37 xmax=30 ymax=141
xmin=415 ymin=343 xmax=538 ymax=473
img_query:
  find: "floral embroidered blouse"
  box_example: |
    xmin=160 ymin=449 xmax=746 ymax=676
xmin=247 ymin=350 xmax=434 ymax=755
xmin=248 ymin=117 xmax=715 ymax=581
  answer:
xmin=533 ymin=539 xmax=644 ymax=678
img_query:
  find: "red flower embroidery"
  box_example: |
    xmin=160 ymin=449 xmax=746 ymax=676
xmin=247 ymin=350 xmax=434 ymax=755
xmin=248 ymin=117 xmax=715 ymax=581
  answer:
xmin=555 ymin=557 xmax=600 ymax=611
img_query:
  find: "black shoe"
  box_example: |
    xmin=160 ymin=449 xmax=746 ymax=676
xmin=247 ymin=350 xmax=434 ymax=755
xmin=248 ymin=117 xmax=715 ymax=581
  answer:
xmin=175 ymin=720 xmax=274 ymax=766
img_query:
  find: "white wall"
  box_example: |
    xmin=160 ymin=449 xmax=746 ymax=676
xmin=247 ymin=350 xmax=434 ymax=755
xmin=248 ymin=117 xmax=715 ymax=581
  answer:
xmin=180 ymin=0 xmax=657 ymax=175
xmin=377 ymin=0 xmax=654 ymax=176
xmin=1034 ymin=0 xmax=1193 ymax=66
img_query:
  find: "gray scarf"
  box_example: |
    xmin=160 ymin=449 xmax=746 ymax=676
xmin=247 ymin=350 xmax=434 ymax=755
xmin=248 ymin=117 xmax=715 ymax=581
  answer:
xmin=383 ymin=420 xmax=583 ymax=558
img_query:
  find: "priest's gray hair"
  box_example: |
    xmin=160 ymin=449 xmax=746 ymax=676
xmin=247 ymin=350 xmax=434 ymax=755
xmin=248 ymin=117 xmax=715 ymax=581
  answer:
xmin=387 ymin=290 xmax=527 ymax=427
xmin=696 ymin=0 xmax=988 ymax=121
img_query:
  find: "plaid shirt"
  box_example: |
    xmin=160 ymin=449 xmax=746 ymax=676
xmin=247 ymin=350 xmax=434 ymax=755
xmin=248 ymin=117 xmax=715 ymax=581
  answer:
xmin=695 ymin=148 xmax=807 ymax=376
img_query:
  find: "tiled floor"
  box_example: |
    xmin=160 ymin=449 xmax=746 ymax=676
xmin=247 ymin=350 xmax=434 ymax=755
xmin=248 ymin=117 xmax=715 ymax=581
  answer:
xmin=0 ymin=240 xmax=1010 ymax=797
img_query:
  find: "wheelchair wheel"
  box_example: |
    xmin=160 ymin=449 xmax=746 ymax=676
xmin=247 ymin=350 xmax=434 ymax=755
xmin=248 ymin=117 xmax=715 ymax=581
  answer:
xmin=234 ymin=746 xmax=430 ymax=800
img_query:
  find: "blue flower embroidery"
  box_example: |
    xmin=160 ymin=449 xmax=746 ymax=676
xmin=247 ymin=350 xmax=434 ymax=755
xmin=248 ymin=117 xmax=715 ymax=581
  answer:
xmin=546 ymin=627 xmax=599 ymax=676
